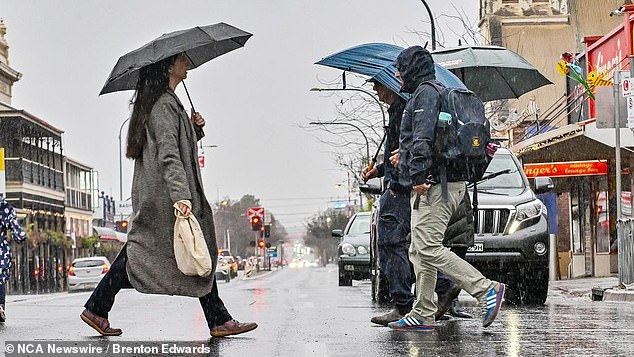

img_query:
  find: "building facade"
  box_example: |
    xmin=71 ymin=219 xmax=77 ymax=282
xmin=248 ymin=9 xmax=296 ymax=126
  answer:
xmin=480 ymin=0 xmax=633 ymax=278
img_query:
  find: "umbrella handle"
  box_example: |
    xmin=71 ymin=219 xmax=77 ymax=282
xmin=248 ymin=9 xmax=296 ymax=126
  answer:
xmin=366 ymin=159 xmax=376 ymax=172
xmin=182 ymin=81 xmax=196 ymax=113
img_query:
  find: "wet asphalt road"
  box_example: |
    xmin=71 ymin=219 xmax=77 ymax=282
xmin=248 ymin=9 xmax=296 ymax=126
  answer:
xmin=0 ymin=265 xmax=633 ymax=356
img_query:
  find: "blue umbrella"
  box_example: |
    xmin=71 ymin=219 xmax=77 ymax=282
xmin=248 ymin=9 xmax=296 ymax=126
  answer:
xmin=315 ymin=42 xmax=466 ymax=99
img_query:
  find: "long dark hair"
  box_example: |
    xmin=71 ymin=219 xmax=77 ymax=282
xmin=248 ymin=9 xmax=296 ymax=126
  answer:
xmin=126 ymin=55 xmax=177 ymax=159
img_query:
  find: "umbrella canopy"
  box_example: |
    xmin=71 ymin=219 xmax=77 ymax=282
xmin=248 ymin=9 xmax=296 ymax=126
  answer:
xmin=315 ymin=43 xmax=466 ymax=99
xmin=431 ymin=45 xmax=552 ymax=102
xmin=100 ymin=22 xmax=252 ymax=95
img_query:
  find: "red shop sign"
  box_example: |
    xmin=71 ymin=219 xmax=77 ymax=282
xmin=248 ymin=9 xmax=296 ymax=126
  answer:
xmin=524 ymin=160 xmax=608 ymax=178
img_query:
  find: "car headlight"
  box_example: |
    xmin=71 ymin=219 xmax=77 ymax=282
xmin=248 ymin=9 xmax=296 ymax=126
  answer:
xmin=341 ymin=243 xmax=356 ymax=256
xmin=509 ymin=199 xmax=543 ymax=234
xmin=357 ymin=246 xmax=369 ymax=255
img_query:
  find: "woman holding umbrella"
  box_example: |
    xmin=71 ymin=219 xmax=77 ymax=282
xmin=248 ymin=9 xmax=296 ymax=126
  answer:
xmin=81 ymin=52 xmax=257 ymax=337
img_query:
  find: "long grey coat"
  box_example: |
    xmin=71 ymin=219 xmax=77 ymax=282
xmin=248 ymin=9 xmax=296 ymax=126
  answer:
xmin=126 ymin=89 xmax=217 ymax=297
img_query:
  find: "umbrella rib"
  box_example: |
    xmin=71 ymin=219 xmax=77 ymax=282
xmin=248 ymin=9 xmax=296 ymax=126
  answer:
xmin=494 ymin=67 xmax=520 ymax=99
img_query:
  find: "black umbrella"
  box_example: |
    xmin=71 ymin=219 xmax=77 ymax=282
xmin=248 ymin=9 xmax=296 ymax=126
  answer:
xmin=100 ymin=22 xmax=252 ymax=106
xmin=431 ymin=45 xmax=552 ymax=102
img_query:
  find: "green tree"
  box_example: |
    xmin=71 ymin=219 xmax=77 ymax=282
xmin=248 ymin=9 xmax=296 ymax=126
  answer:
xmin=304 ymin=208 xmax=351 ymax=266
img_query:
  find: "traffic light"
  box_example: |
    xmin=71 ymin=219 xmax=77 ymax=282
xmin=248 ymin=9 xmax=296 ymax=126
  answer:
xmin=115 ymin=220 xmax=129 ymax=233
xmin=264 ymin=224 xmax=271 ymax=238
xmin=258 ymin=239 xmax=266 ymax=248
xmin=251 ymin=216 xmax=262 ymax=231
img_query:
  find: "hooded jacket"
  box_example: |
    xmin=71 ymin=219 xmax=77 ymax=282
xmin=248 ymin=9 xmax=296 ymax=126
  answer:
xmin=395 ymin=46 xmax=438 ymax=188
xmin=395 ymin=46 xmax=463 ymax=188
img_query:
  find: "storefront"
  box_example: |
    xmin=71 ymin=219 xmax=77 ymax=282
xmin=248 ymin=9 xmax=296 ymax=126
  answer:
xmin=513 ymin=119 xmax=634 ymax=279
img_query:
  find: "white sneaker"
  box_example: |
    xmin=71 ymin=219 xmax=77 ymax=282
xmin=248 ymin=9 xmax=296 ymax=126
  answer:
xmin=0 ymin=304 xmax=5 ymax=323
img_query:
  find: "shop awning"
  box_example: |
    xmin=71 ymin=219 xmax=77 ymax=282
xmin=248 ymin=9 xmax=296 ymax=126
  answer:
xmin=512 ymin=120 xmax=634 ymax=164
xmin=93 ymin=226 xmax=127 ymax=243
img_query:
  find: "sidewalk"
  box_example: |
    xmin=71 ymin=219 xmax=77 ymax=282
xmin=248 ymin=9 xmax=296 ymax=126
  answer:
xmin=550 ymin=275 xmax=634 ymax=302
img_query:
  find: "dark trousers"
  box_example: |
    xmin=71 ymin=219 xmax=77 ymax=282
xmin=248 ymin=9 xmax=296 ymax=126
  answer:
xmin=377 ymin=189 xmax=415 ymax=309
xmin=84 ymin=247 xmax=232 ymax=329
xmin=0 ymin=282 xmax=5 ymax=305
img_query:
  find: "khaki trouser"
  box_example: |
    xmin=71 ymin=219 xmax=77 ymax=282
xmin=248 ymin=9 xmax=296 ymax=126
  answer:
xmin=409 ymin=182 xmax=496 ymax=323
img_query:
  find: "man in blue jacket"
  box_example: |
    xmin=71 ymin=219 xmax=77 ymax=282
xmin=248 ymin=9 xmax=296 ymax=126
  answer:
xmin=361 ymin=79 xmax=414 ymax=325
xmin=388 ymin=46 xmax=505 ymax=331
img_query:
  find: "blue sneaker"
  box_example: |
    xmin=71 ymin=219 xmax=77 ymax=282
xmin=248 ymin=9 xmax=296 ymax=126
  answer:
xmin=387 ymin=314 xmax=434 ymax=331
xmin=481 ymin=282 xmax=505 ymax=327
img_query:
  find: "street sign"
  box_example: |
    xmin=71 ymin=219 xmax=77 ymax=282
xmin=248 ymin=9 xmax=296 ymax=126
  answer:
xmin=628 ymin=96 xmax=634 ymax=130
xmin=267 ymin=252 xmax=278 ymax=257
xmin=198 ymin=155 xmax=205 ymax=168
xmin=623 ymin=78 xmax=634 ymax=97
xmin=247 ymin=207 xmax=265 ymax=219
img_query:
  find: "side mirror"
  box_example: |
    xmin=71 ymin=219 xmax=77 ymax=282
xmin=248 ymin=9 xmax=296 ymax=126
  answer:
xmin=331 ymin=229 xmax=344 ymax=238
xmin=534 ymin=177 xmax=554 ymax=194
xmin=359 ymin=177 xmax=382 ymax=195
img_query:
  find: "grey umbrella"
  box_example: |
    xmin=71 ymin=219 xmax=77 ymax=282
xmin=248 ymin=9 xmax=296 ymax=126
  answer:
xmin=431 ymin=45 xmax=552 ymax=102
xmin=100 ymin=22 xmax=252 ymax=96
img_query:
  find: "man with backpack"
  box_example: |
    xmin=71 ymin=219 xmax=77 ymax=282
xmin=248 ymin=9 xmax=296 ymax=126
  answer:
xmin=388 ymin=45 xmax=505 ymax=331
xmin=363 ymin=79 xmax=473 ymax=325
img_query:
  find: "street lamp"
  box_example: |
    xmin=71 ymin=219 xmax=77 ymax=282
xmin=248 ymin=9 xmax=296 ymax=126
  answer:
xmin=118 ymin=118 xmax=130 ymax=202
xmin=310 ymin=87 xmax=386 ymax=128
xmin=309 ymin=121 xmax=370 ymax=164
xmin=420 ymin=0 xmax=437 ymax=50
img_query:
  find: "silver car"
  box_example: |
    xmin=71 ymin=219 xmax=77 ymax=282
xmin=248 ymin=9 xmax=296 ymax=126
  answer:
xmin=215 ymin=256 xmax=231 ymax=283
xmin=67 ymin=256 xmax=110 ymax=291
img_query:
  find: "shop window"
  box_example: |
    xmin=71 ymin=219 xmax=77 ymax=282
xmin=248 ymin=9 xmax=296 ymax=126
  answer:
xmin=570 ymin=188 xmax=583 ymax=253
xmin=596 ymin=191 xmax=610 ymax=253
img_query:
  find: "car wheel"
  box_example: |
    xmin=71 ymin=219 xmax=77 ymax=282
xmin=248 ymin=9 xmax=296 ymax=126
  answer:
xmin=504 ymin=282 xmax=522 ymax=306
xmin=338 ymin=269 xmax=352 ymax=286
xmin=522 ymin=267 xmax=549 ymax=305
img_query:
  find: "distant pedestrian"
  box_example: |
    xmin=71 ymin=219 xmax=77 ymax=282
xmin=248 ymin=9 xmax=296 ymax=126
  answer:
xmin=388 ymin=46 xmax=505 ymax=331
xmin=0 ymin=197 xmax=27 ymax=323
xmin=81 ymin=53 xmax=257 ymax=337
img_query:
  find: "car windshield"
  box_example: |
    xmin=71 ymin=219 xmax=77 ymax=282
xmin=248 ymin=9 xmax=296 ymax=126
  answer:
xmin=347 ymin=214 xmax=371 ymax=235
xmin=478 ymin=154 xmax=525 ymax=189
xmin=74 ymin=260 xmax=105 ymax=268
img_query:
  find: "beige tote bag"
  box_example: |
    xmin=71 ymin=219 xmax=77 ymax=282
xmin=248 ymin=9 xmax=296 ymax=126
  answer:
xmin=173 ymin=202 xmax=213 ymax=277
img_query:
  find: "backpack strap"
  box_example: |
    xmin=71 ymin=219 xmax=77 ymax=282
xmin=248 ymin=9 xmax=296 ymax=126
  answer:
xmin=422 ymin=81 xmax=450 ymax=201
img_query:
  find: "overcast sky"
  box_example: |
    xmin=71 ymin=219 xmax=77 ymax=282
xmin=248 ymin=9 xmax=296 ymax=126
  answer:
xmin=1 ymin=0 xmax=478 ymax=233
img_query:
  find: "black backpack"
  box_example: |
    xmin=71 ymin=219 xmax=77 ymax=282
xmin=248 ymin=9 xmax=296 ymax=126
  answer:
xmin=425 ymin=81 xmax=491 ymax=200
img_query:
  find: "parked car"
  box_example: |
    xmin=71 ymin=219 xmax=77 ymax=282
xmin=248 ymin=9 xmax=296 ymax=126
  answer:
xmin=67 ymin=256 xmax=110 ymax=292
xmin=215 ymin=256 xmax=231 ymax=283
xmin=465 ymin=147 xmax=553 ymax=305
xmin=332 ymin=212 xmax=372 ymax=286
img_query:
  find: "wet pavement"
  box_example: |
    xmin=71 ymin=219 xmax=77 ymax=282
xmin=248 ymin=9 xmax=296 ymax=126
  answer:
xmin=1 ymin=266 xmax=633 ymax=356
